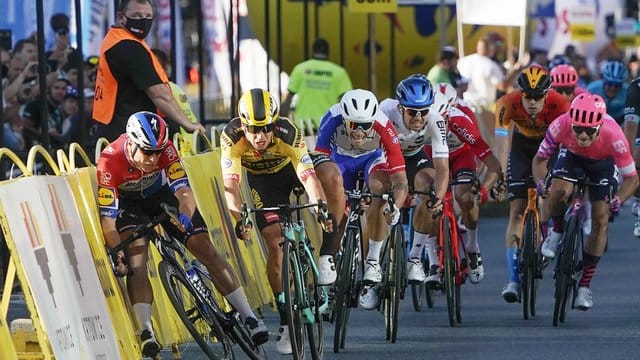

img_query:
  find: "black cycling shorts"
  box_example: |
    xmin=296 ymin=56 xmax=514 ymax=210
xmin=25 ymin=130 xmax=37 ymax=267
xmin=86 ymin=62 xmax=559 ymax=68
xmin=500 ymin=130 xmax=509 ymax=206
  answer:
xmin=116 ymin=186 xmax=207 ymax=243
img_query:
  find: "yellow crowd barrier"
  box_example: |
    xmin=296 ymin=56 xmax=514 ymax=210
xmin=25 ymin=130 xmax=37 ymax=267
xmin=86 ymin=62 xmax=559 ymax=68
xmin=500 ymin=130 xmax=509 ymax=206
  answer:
xmin=176 ymin=131 xmax=273 ymax=308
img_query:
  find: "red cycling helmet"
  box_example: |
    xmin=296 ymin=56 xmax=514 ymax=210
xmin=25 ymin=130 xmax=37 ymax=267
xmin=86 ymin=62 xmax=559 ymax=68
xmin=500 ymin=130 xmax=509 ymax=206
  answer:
xmin=550 ymin=64 xmax=579 ymax=87
xmin=569 ymin=93 xmax=607 ymax=127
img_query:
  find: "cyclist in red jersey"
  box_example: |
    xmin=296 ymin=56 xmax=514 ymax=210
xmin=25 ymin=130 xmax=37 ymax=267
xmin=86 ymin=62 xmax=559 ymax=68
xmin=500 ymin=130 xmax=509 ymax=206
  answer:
xmin=494 ymin=65 xmax=570 ymax=303
xmin=97 ymin=112 xmax=268 ymax=357
xmin=425 ymin=90 xmax=504 ymax=284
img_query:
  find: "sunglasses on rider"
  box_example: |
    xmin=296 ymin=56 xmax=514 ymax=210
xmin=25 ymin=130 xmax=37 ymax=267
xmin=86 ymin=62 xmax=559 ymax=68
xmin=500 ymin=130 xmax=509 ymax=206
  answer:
xmin=555 ymin=86 xmax=575 ymax=95
xmin=604 ymin=81 xmax=622 ymax=88
xmin=522 ymin=92 xmax=545 ymax=101
xmin=139 ymin=147 xmax=164 ymax=156
xmin=244 ymin=123 xmax=275 ymax=134
xmin=571 ymin=125 xmax=600 ymax=137
xmin=403 ymin=107 xmax=430 ymax=117
xmin=345 ymin=119 xmax=374 ymax=132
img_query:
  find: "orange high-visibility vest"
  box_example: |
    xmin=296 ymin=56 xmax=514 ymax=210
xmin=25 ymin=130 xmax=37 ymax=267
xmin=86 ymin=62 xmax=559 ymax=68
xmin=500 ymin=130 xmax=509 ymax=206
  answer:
xmin=92 ymin=27 xmax=169 ymax=125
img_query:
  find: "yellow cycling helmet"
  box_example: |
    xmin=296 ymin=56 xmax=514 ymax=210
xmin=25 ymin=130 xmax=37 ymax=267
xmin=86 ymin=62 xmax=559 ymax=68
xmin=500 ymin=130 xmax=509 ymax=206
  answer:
xmin=238 ymin=88 xmax=279 ymax=127
xmin=517 ymin=65 xmax=551 ymax=96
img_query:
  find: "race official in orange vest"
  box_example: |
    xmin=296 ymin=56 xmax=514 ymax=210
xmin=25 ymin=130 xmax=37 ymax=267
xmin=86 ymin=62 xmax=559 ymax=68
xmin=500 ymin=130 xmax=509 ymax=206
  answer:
xmin=92 ymin=0 xmax=204 ymax=142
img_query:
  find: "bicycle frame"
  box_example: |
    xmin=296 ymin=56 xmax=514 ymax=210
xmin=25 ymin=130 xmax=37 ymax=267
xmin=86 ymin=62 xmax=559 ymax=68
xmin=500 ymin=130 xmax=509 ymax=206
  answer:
xmin=243 ymin=203 xmax=330 ymax=323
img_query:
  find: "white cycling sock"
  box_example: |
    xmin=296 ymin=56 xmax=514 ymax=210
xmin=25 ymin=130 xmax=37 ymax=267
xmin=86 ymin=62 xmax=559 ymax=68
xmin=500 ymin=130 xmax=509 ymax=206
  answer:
xmin=426 ymin=235 xmax=439 ymax=268
xmin=133 ymin=303 xmax=153 ymax=334
xmin=225 ymin=287 xmax=254 ymax=322
xmin=409 ymin=232 xmax=428 ymax=260
xmin=465 ymin=228 xmax=479 ymax=253
xmin=367 ymin=239 xmax=383 ymax=263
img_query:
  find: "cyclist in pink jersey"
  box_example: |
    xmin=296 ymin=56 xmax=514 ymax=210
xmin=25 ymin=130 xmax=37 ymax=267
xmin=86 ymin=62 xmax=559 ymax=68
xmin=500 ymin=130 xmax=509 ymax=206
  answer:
xmin=532 ymin=93 xmax=639 ymax=310
xmin=550 ymin=64 xmax=588 ymax=103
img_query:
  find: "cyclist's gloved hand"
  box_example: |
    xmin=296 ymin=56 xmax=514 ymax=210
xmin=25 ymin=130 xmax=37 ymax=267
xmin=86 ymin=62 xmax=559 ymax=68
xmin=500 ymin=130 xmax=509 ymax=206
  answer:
xmin=108 ymin=249 xmax=129 ymax=278
xmin=478 ymin=186 xmax=489 ymax=205
xmin=427 ymin=197 xmax=443 ymax=217
xmin=490 ymin=176 xmax=507 ymax=200
xmin=608 ymin=195 xmax=622 ymax=213
xmin=235 ymin=219 xmax=253 ymax=240
xmin=316 ymin=200 xmax=334 ymax=233
xmin=383 ymin=204 xmax=401 ymax=225
xmin=536 ymin=179 xmax=547 ymax=198
xmin=179 ymin=212 xmax=193 ymax=232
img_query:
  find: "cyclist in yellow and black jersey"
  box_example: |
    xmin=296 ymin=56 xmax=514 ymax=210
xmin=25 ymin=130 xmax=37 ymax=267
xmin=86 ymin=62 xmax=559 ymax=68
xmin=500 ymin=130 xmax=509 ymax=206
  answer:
xmin=221 ymin=88 xmax=338 ymax=355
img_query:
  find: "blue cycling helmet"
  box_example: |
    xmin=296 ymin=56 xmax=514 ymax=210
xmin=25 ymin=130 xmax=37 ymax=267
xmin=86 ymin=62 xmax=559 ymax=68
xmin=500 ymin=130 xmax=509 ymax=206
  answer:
xmin=600 ymin=60 xmax=628 ymax=85
xmin=395 ymin=74 xmax=434 ymax=108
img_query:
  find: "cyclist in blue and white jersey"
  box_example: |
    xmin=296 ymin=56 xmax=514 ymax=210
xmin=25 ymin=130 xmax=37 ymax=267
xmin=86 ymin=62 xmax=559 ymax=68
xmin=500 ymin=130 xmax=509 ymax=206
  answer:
xmin=315 ymin=89 xmax=408 ymax=310
xmin=378 ymin=74 xmax=449 ymax=284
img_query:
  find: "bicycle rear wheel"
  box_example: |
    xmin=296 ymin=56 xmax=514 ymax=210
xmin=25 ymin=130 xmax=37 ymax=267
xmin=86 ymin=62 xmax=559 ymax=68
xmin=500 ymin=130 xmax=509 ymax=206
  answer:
xmin=411 ymin=283 xmax=423 ymax=311
xmin=282 ymin=241 xmax=306 ymax=359
xmin=442 ymin=217 xmax=457 ymax=327
xmin=333 ymin=229 xmax=357 ymax=353
xmin=158 ymin=261 xmax=233 ymax=360
xmin=521 ymin=211 xmax=538 ymax=320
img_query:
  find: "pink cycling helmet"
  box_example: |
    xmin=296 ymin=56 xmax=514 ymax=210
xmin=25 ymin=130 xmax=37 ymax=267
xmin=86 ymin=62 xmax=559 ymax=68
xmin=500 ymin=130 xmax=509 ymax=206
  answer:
xmin=550 ymin=64 xmax=579 ymax=87
xmin=569 ymin=93 xmax=607 ymax=127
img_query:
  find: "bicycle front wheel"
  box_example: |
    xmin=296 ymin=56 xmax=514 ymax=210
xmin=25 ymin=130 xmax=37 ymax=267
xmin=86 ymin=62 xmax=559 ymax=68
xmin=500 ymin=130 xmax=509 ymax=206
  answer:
xmin=282 ymin=241 xmax=306 ymax=359
xmin=158 ymin=261 xmax=233 ymax=360
xmin=553 ymin=216 xmax=578 ymax=327
xmin=521 ymin=211 xmax=538 ymax=320
xmin=383 ymin=223 xmax=404 ymax=343
xmin=442 ymin=217 xmax=457 ymax=327
xmin=303 ymin=242 xmax=324 ymax=360
xmin=333 ymin=229 xmax=357 ymax=353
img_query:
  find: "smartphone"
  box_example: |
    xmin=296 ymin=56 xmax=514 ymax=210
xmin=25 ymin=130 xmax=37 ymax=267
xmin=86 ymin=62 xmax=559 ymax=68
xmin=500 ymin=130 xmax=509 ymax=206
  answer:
xmin=0 ymin=29 xmax=11 ymax=50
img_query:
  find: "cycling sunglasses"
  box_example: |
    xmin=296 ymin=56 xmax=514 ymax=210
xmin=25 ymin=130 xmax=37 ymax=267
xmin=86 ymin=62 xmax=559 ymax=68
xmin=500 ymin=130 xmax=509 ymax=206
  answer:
xmin=522 ymin=92 xmax=545 ymax=101
xmin=403 ymin=106 xmax=430 ymax=117
xmin=139 ymin=147 xmax=164 ymax=156
xmin=555 ymin=86 xmax=575 ymax=95
xmin=244 ymin=123 xmax=275 ymax=134
xmin=345 ymin=119 xmax=374 ymax=132
xmin=604 ymin=81 xmax=622 ymax=88
xmin=571 ymin=125 xmax=600 ymax=137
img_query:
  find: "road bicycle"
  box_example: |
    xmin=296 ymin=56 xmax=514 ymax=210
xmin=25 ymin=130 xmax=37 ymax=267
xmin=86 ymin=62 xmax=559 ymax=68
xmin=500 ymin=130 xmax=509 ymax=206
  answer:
xmin=511 ymin=177 xmax=545 ymax=320
xmin=550 ymin=174 xmax=613 ymax=327
xmin=415 ymin=174 xmax=478 ymax=327
xmin=242 ymin=192 xmax=328 ymax=360
xmin=331 ymin=182 xmax=367 ymax=353
xmin=109 ymin=203 xmax=266 ymax=360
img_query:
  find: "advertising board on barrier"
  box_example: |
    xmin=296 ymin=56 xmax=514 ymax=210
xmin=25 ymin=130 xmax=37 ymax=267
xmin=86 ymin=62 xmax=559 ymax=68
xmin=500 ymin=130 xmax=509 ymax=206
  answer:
xmin=0 ymin=176 xmax=120 ymax=359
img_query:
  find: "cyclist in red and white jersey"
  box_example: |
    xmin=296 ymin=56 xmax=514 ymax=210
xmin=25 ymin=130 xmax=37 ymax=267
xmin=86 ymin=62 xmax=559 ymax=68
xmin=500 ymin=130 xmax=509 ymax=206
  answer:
xmin=533 ymin=93 xmax=639 ymax=310
xmin=97 ymin=112 xmax=268 ymax=356
xmin=424 ymin=90 xmax=504 ymax=284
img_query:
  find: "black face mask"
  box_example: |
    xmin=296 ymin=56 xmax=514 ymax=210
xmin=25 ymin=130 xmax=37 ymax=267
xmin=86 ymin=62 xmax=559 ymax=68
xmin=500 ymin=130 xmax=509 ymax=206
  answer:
xmin=123 ymin=15 xmax=153 ymax=39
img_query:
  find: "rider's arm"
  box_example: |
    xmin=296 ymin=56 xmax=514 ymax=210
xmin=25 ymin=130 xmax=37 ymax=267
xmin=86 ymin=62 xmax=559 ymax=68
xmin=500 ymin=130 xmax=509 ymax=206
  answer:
xmin=314 ymin=106 xmax=341 ymax=154
xmin=481 ymin=153 xmax=502 ymax=190
xmin=100 ymin=216 xmax=121 ymax=249
xmin=493 ymin=97 xmax=511 ymax=173
xmin=623 ymin=82 xmax=640 ymax=150
xmin=390 ymin=171 xmax=409 ymax=210
xmin=433 ymin=157 xmax=449 ymax=200
xmin=220 ymin=123 xmax=246 ymax=222
xmin=174 ymin=187 xmax=196 ymax=218
xmin=532 ymin=123 xmax=560 ymax=183
xmin=224 ymin=178 xmax=243 ymax=222
xmin=617 ymin=174 xmax=639 ymax=203
xmin=531 ymin=155 xmax=549 ymax=184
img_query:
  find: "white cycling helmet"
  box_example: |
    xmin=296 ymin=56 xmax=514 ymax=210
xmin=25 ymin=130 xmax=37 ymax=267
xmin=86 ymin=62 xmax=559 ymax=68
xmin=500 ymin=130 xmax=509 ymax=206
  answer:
xmin=340 ymin=89 xmax=378 ymax=124
xmin=126 ymin=111 xmax=169 ymax=150
xmin=431 ymin=91 xmax=451 ymax=118
xmin=436 ymin=82 xmax=457 ymax=106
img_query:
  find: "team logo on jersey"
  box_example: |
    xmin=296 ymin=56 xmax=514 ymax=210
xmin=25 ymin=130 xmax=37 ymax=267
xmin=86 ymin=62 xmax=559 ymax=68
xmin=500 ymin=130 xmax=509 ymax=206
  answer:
xmin=222 ymin=158 xmax=233 ymax=168
xmin=301 ymin=154 xmax=312 ymax=164
xmin=97 ymin=187 xmax=116 ymax=207
xmin=165 ymin=145 xmax=178 ymax=161
xmin=613 ymin=140 xmax=627 ymax=154
xmin=168 ymin=162 xmax=186 ymax=180
xmin=101 ymin=171 xmax=112 ymax=185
